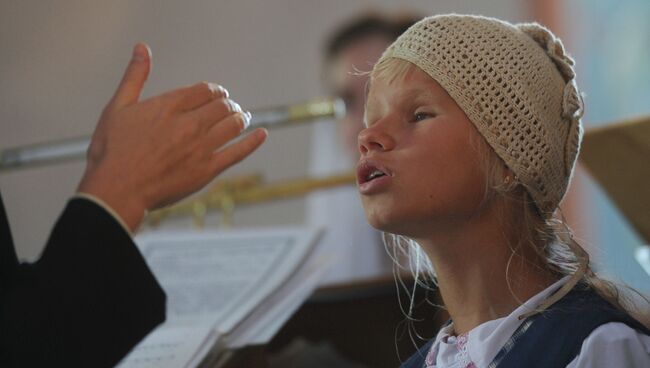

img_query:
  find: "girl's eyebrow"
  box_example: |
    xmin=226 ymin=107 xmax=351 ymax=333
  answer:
xmin=363 ymin=83 xmax=442 ymax=127
xmin=400 ymin=88 xmax=438 ymax=103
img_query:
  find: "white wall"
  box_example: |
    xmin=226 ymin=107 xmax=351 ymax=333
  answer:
xmin=0 ymin=0 xmax=526 ymax=260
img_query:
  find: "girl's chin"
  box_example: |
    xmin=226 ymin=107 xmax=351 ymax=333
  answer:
xmin=366 ymin=216 xmax=391 ymax=232
xmin=363 ymin=204 xmax=424 ymax=235
xmin=367 ymin=216 xmax=407 ymax=235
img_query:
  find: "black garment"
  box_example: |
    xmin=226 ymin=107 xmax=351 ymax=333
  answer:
xmin=400 ymin=284 xmax=650 ymax=368
xmin=0 ymin=193 xmax=166 ymax=367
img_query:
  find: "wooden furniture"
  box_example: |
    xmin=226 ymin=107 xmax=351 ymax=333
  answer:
xmin=218 ymin=275 xmax=447 ymax=368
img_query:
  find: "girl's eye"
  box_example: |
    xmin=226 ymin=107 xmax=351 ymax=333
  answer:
xmin=413 ymin=112 xmax=435 ymax=122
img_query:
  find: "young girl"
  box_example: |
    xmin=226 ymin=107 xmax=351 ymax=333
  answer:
xmin=355 ymin=14 xmax=650 ymax=367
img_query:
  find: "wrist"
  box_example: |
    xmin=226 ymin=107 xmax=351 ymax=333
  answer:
xmin=77 ymin=170 xmax=148 ymax=232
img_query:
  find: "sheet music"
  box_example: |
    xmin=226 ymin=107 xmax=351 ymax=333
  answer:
xmin=141 ymin=236 xmax=286 ymax=324
xmin=226 ymin=253 xmax=333 ymax=348
xmin=117 ymin=227 xmax=324 ymax=368
xmin=137 ymin=228 xmax=319 ymax=332
xmin=116 ymin=323 xmax=218 ymax=368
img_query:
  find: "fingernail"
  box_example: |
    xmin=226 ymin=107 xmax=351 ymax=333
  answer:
xmin=259 ymin=128 xmax=269 ymax=139
xmin=228 ymin=100 xmax=242 ymax=113
xmin=208 ymin=83 xmax=228 ymax=98
xmin=133 ymin=43 xmax=149 ymax=61
xmin=241 ymin=112 xmax=251 ymax=130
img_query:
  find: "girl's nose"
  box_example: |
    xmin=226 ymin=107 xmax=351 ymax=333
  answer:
xmin=358 ymin=124 xmax=396 ymax=156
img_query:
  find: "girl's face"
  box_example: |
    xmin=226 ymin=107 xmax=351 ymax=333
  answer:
xmin=357 ymin=65 xmax=489 ymax=240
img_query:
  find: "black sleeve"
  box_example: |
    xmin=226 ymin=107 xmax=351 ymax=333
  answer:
xmin=0 ymin=198 xmax=166 ymax=367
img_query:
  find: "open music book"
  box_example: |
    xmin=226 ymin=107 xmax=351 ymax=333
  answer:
xmin=117 ymin=227 xmax=327 ymax=368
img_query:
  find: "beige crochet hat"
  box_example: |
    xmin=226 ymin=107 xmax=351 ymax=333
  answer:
xmin=375 ymin=14 xmax=584 ymax=215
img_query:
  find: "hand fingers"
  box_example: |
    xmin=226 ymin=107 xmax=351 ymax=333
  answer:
xmin=110 ymin=43 xmax=152 ymax=109
xmin=209 ymin=128 xmax=268 ymax=176
xmin=157 ymin=126 xmax=264 ymax=209
xmin=203 ymin=112 xmax=251 ymax=151
xmin=187 ymin=96 xmax=245 ymax=131
xmin=164 ymin=82 xmax=229 ymax=112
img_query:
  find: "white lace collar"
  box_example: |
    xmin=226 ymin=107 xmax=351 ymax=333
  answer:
xmin=426 ymin=276 xmax=570 ymax=368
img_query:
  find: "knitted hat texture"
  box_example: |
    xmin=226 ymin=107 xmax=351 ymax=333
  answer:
xmin=376 ymin=14 xmax=584 ymax=214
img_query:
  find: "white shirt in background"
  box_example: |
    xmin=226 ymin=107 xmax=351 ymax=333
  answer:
xmin=307 ymin=118 xmax=390 ymax=285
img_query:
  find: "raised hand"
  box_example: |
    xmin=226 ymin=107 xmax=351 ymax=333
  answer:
xmin=77 ymin=43 xmax=267 ymax=231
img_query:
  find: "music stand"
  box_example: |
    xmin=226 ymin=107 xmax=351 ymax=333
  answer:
xmin=579 ymin=115 xmax=650 ymax=275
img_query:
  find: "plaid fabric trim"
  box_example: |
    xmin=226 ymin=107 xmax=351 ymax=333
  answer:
xmin=486 ymin=319 xmax=534 ymax=368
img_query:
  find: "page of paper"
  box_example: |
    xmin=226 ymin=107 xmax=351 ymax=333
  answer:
xmin=136 ymin=228 xmax=321 ymax=333
xmin=116 ymin=322 xmax=218 ymax=368
xmin=125 ymin=227 xmax=323 ymax=367
xmin=226 ymin=253 xmax=334 ymax=348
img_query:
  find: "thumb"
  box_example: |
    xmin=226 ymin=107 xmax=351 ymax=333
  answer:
xmin=110 ymin=42 xmax=151 ymax=109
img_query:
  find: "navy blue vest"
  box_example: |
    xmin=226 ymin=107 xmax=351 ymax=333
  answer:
xmin=400 ymin=284 xmax=650 ymax=368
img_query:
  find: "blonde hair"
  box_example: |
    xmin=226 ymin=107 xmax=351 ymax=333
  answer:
xmin=371 ymin=58 xmax=650 ymax=336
